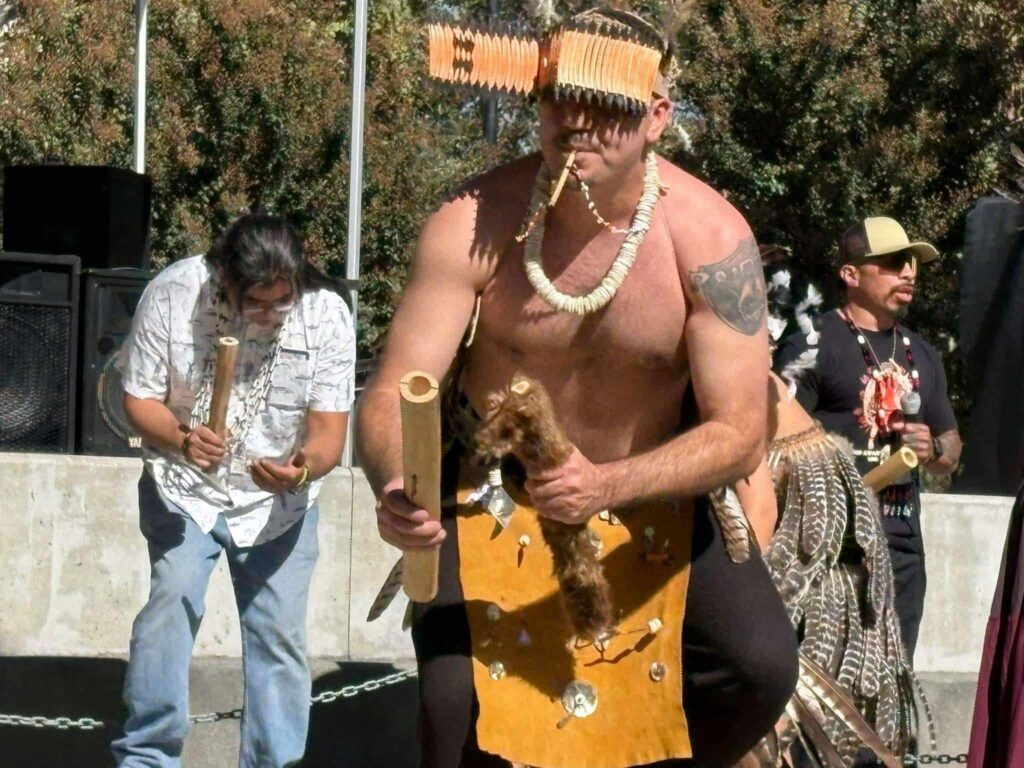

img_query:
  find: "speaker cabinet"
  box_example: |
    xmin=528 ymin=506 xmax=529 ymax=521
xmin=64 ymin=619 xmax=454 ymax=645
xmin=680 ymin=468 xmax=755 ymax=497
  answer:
xmin=77 ymin=269 xmax=153 ymax=456
xmin=956 ymin=195 xmax=1024 ymax=494
xmin=3 ymin=165 xmax=152 ymax=270
xmin=0 ymin=252 xmax=80 ymax=453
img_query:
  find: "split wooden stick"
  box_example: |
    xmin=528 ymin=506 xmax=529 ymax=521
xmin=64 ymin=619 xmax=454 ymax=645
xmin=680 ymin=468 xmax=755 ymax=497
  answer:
xmin=206 ymin=337 xmax=239 ymax=438
xmin=400 ymin=371 xmax=442 ymax=603
xmin=863 ymin=446 xmax=919 ymax=492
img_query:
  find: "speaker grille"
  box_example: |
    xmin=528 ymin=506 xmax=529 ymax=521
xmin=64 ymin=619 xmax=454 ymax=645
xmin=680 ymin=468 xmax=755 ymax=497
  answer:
xmin=0 ymin=304 xmax=72 ymax=449
xmin=97 ymin=356 xmax=137 ymax=445
xmin=76 ymin=269 xmax=150 ymax=455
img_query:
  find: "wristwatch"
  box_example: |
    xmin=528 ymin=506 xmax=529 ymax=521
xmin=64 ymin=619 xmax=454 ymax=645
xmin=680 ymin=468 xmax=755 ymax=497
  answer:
xmin=931 ymin=435 xmax=944 ymax=461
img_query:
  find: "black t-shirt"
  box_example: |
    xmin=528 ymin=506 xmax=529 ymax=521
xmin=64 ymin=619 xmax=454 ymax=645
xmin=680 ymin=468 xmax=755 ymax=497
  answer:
xmin=773 ymin=310 xmax=958 ymax=549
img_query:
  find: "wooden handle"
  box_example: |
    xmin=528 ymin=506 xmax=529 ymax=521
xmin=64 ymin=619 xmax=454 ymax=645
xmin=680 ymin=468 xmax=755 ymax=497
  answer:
xmin=547 ymin=149 xmax=576 ymax=207
xmin=206 ymin=337 xmax=239 ymax=437
xmin=863 ymin=446 xmax=919 ymax=492
xmin=400 ymin=371 xmax=442 ymax=603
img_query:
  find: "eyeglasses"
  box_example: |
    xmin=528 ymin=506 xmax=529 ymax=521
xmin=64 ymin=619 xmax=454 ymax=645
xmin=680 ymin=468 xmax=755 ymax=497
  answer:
xmin=240 ymin=291 xmax=296 ymax=316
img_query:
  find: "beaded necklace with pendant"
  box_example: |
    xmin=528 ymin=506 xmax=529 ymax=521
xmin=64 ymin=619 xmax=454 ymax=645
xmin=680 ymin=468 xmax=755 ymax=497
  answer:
xmin=839 ymin=308 xmax=919 ymax=391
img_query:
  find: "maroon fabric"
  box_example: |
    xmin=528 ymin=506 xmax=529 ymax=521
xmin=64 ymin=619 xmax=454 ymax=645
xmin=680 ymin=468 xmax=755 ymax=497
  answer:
xmin=968 ymin=483 xmax=1024 ymax=768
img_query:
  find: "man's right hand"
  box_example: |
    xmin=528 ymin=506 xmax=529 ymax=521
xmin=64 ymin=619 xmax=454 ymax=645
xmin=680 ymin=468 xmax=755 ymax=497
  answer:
xmin=375 ymin=478 xmax=446 ymax=550
xmin=183 ymin=425 xmax=227 ymax=469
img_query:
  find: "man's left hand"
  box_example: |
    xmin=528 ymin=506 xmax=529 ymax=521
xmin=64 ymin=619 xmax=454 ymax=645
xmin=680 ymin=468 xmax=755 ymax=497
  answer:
xmin=250 ymin=452 xmax=309 ymax=494
xmin=524 ymin=448 xmax=610 ymax=525
xmin=894 ymin=421 xmax=933 ymax=463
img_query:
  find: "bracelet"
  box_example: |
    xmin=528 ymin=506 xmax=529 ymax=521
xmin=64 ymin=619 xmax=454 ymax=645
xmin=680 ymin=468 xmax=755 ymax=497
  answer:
xmin=290 ymin=465 xmax=312 ymax=493
xmin=182 ymin=431 xmax=194 ymax=460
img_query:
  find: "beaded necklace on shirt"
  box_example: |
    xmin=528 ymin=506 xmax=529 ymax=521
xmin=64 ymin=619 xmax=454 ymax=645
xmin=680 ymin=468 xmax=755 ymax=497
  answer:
xmin=840 ymin=308 xmax=919 ymax=516
xmin=839 ymin=308 xmax=920 ymax=391
xmin=188 ymin=275 xmax=289 ymax=457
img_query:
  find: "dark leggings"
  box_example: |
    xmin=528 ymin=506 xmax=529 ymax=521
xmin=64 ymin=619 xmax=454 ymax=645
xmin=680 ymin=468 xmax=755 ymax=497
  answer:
xmin=889 ymin=543 xmax=927 ymax=665
xmin=411 ymin=463 xmax=799 ymax=768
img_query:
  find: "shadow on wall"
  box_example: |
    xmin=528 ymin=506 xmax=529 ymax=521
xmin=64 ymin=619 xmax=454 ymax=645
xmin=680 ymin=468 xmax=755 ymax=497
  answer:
xmin=0 ymin=658 xmax=419 ymax=768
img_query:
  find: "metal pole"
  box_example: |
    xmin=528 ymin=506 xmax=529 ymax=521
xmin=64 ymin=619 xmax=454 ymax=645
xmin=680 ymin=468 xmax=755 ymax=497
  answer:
xmin=342 ymin=0 xmax=369 ymax=469
xmin=133 ymin=0 xmax=148 ymax=174
xmin=483 ymin=98 xmax=497 ymax=144
xmin=482 ymin=0 xmax=499 ymax=143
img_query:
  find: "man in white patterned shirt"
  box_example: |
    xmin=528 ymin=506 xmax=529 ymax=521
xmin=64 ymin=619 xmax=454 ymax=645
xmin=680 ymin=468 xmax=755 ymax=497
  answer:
xmin=111 ymin=213 xmax=354 ymax=768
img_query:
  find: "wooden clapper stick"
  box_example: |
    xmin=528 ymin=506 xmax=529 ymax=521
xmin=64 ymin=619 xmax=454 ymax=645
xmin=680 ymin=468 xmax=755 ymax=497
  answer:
xmin=206 ymin=337 xmax=240 ymax=438
xmin=400 ymin=371 xmax=442 ymax=602
xmin=863 ymin=446 xmax=919 ymax=492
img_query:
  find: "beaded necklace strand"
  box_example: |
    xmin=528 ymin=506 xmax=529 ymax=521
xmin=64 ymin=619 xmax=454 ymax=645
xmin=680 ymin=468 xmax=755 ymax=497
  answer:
xmin=839 ymin=308 xmax=920 ymax=391
xmin=189 ymin=277 xmax=290 ymax=454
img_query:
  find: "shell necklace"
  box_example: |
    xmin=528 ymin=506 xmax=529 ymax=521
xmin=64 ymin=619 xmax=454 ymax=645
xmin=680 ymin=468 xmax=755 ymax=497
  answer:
xmin=516 ymin=152 xmax=663 ymax=316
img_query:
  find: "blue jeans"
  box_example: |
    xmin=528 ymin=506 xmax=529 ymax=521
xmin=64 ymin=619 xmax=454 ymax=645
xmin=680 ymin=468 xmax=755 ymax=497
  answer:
xmin=112 ymin=474 xmax=320 ymax=768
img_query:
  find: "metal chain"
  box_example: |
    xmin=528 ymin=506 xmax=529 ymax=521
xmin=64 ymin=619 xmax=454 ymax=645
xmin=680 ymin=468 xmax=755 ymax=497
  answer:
xmin=307 ymin=667 xmax=418 ymax=706
xmin=0 ymin=667 xmax=418 ymax=731
xmin=0 ymin=685 xmax=968 ymax=768
xmin=901 ymin=755 xmax=970 ymax=765
xmin=189 ymin=708 xmax=245 ymax=725
xmin=0 ymin=714 xmax=104 ymax=731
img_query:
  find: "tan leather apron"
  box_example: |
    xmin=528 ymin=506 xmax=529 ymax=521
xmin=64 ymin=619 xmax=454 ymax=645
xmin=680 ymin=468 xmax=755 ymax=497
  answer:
xmin=456 ymin=462 xmax=694 ymax=768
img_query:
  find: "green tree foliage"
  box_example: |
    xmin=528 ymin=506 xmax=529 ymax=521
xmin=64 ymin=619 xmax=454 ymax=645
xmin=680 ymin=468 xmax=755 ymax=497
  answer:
xmin=2 ymin=0 xmax=1023 ymax=407
xmin=354 ymin=0 xmax=534 ymax=350
xmin=674 ymin=0 xmax=1024 ymax=426
xmin=0 ymin=0 xmax=532 ymax=352
xmin=1 ymin=0 xmax=352 ymax=261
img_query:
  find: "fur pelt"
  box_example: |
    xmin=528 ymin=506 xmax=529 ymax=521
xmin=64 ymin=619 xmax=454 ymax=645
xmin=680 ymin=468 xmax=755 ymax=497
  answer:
xmin=475 ymin=373 xmax=614 ymax=642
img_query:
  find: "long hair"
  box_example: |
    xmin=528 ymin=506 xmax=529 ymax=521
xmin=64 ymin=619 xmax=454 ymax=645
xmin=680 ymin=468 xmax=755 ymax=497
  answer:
xmin=205 ymin=212 xmax=340 ymax=301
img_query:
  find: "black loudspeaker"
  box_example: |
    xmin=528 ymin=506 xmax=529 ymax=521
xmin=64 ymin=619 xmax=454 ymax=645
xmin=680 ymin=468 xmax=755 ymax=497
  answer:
xmin=77 ymin=269 xmax=153 ymax=456
xmin=955 ymin=196 xmax=1024 ymax=494
xmin=2 ymin=165 xmax=152 ymax=270
xmin=0 ymin=252 xmax=80 ymax=453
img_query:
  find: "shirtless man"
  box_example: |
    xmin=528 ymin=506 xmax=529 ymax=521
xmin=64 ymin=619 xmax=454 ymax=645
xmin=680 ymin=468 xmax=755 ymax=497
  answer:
xmin=357 ymin=9 xmax=796 ymax=766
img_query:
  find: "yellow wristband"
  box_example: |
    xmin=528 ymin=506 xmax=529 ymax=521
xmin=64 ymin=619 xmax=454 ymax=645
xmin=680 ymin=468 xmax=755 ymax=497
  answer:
xmin=291 ymin=465 xmax=312 ymax=493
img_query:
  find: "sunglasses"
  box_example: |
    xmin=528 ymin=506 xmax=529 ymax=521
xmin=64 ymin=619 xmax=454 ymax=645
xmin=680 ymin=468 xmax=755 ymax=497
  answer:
xmin=856 ymin=251 xmax=918 ymax=274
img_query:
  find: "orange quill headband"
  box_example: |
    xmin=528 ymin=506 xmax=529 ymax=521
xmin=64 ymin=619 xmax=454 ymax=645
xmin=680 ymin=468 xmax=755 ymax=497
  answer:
xmin=426 ymin=9 xmax=670 ymax=114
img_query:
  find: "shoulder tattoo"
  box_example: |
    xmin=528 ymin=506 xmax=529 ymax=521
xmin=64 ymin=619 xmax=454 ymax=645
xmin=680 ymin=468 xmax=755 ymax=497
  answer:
xmin=688 ymin=238 xmax=767 ymax=336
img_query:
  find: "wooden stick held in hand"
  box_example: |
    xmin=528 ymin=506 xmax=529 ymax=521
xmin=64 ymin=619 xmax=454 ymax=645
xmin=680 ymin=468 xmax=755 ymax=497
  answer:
xmin=863 ymin=446 xmax=919 ymax=492
xmin=400 ymin=371 xmax=442 ymax=603
xmin=206 ymin=337 xmax=239 ymax=437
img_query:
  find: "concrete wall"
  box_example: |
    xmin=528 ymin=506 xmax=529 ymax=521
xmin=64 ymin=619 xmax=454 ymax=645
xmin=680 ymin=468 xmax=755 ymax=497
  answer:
xmin=0 ymin=453 xmax=412 ymax=663
xmin=0 ymin=452 xmax=1013 ymax=675
xmin=917 ymin=493 xmax=1010 ymax=675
